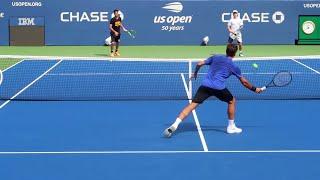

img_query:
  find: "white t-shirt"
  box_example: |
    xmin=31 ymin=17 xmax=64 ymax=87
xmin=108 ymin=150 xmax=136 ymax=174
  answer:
xmin=228 ymin=18 xmax=243 ymax=34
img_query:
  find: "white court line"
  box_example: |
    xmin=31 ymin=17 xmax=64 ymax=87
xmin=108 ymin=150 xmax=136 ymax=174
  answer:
xmin=180 ymin=73 xmax=209 ymax=152
xmin=0 ymin=150 xmax=320 ymax=155
xmin=290 ymin=58 xmax=320 ymax=75
xmin=1 ymin=54 xmax=320 ymax=62
xmin=2 ymin=59 xmax=24 ymax=72
xmin=0 ymin=60 xmax=63 ymax=109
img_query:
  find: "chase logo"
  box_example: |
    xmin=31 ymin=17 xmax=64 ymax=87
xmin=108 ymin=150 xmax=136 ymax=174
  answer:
xmin=60 ymin=12 xmax=109 ymax=22
xmin=222 ymin=11 xmax=285 ymax=24
xmin=272 ymin=11 xmax=285 ymax=24
xmin=111 ymin=10 xmax=124 ymax=20
xmin=162 ymin=2 xmax=183 ymax=13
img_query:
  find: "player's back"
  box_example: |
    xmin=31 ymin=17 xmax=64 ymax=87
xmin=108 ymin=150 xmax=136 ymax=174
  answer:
xmin=202 ymin=55 xmax=241 ymax=90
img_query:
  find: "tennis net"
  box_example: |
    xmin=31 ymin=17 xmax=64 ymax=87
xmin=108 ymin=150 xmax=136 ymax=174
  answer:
xmin=0 ymin=55 xmax=319 ymax=101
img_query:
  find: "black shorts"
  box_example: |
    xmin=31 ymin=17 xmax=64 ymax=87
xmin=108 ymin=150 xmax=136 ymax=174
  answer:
xmin=110 ymin=33 xmax=121 ymax=43
xmin=228 ymin=37 xmax=234 ymax=44
xmin=228 ymin=37 xmax=240 ymax=44
xmin=192 ymin=86 xmax=233 ymax=104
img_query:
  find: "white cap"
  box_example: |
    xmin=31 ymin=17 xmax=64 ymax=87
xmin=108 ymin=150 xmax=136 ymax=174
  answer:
xmin=232 ymin=10 xmax=239 ymax=14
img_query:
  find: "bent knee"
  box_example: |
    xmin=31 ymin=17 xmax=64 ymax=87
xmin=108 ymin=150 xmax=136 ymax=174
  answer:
xmin=228 ymin=97 xmax=236 ymax=104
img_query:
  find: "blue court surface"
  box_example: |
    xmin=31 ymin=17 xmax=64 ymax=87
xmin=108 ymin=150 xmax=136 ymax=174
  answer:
xmin=0 ymin=57 xmax=320 ymax=180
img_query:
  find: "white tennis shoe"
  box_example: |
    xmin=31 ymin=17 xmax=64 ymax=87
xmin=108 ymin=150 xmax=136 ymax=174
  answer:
xmin=163 ymin=126 xmax=176 ymax=138
xmin=227 ymin=125 xmax=242 ymax=134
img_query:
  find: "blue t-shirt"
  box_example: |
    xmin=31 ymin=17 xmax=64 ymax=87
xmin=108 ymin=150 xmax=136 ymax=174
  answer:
xmin=202 ymin=55 xmax=242 ymax=90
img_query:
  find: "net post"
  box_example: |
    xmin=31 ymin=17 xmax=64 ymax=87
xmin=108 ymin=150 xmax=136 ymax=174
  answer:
xmin=0 ymin=70 xmax=3 ymax=86
xmin=188 ymin=60 xmax=192 ymax=99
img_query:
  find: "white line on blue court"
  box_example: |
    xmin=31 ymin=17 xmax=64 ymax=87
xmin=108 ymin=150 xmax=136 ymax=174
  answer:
xmin=3 ymin=59 xmax=25 ymax=72
xmin=0 ymin=60 xmax=63 ymax=109
xmin=180 ymin=73 xmax=209 ymax=152
xmin=1 ymin=54 xmax=320 ymax=62
xmin=290 ymin=58 xmax=320 ymax=75
xmin=1 ymin=150 xmax=320 ymax=155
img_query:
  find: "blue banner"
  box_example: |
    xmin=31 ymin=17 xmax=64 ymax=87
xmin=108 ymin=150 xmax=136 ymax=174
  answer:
xmin=0 ymin=0 xmax=320 ymax=45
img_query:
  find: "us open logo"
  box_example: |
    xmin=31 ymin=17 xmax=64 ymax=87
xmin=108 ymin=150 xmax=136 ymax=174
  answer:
xmin=162 ymin=2 xmax=183 ymax=13
xmin=0 ymin=12 xmax=4 ymax=18
xmin=154 ymin=2 xmax=192 ymax=32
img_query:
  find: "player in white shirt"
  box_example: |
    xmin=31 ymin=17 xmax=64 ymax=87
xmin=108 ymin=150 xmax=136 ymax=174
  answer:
xmin=227 ymin=10 xmax=244 ymax=57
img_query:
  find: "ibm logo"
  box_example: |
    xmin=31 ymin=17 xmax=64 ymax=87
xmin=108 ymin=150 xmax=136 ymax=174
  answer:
xmin=18 ymin=18 xmax=35 ymax=25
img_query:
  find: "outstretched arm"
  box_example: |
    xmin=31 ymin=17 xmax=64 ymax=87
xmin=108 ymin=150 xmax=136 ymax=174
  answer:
xmin=239 ymin=77 xmax=262 ymax=93
xmin=192 ymin=60 xmax=206 ymax=79
xmin=120 ymin=24 xmax=127 ymax=32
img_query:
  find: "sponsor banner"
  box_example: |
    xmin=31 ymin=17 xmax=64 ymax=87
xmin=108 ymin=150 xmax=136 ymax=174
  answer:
xmin=60 ymin=12 xmax=109 ymax=23
xmin=0 ymin=4 xmax=8 ymax=45
xmin=221 ymin=11 xmax=285 ymax=24
xmin=0 ymin=0 xmax=320 ymax=45
xmin=303 ymin=3 xmax=320 ymax=8
xmin=154 ymin=2 xmax=193 ymax=32
xmin=11 ymin=1 xmax=42 ymax=7
xmin=10 ymin=17 xmax=44 ymax=26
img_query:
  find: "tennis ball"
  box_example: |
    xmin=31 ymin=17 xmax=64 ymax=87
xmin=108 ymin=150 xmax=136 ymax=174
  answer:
xmin=252 ymin=63 xmax=258 ymax=69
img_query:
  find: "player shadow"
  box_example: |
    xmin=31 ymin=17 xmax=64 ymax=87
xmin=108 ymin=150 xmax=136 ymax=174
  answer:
xmin=95 ymin=54 xmax=110 ymax=57
xmin=164 ymin=122 xmax=262 ymax=136
xmin=177 ymin=122 xmax=227 ymax=134
xmin=163 ymin=122 xmax=226 ymax=135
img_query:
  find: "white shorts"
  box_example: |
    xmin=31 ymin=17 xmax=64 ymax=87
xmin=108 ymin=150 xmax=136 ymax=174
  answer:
xmin=228 ymin=32 xmax=242 ymax=43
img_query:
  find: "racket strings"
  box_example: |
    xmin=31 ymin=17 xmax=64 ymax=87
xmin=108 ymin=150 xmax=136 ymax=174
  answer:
xmin=127 ymin=30 xmax=136 ymax=38
xmin=273 ymin=71 xmax=292 ymax=87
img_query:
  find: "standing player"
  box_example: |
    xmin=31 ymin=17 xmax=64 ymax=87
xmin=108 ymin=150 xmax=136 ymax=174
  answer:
xmin=228 ymin=10 xmax=244 ymax=57
xmin=109 ymin=9 xmax=127 ymax=57
xmin=164 ymin=44 xmax=262 ymax=138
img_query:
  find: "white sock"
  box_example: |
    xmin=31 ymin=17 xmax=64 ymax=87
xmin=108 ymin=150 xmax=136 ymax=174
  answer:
xmin=171 ymin=118 xmax=182 ymax=129
xmin=228 ymin=119 xmax=235 ymax=127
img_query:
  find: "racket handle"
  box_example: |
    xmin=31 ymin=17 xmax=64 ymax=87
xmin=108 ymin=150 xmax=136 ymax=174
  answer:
xmin=261 ymin=86 xmax=267 ymax=91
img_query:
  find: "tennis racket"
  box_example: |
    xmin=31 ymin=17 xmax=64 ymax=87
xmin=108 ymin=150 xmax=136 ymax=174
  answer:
xmin=261 ymin=71 xmax=292 ymax=91
xmin=0 ymin=69 xmax=3 ymax=85
xmin=229 ymin=32 xmax=238 ymax=40
xmin=126 ymin=30 xmax=136 ymax=38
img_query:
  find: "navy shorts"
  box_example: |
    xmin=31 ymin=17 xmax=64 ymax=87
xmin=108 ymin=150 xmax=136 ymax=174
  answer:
xmin=110 ymin=33 xmax=121 ymax=43
xmin=192 ymin=86 xmax=234 ymax=104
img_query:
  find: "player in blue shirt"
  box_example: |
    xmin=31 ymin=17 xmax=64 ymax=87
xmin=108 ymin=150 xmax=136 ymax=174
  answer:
xmin=164 ymin=44 xmax=262 ymax=137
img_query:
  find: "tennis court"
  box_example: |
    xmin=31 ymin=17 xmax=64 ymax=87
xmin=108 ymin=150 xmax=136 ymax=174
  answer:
xmin=0 ymin=54 xmax=319 ymax=179
xmin=1 ymin=0 xmax=320 ymax=178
